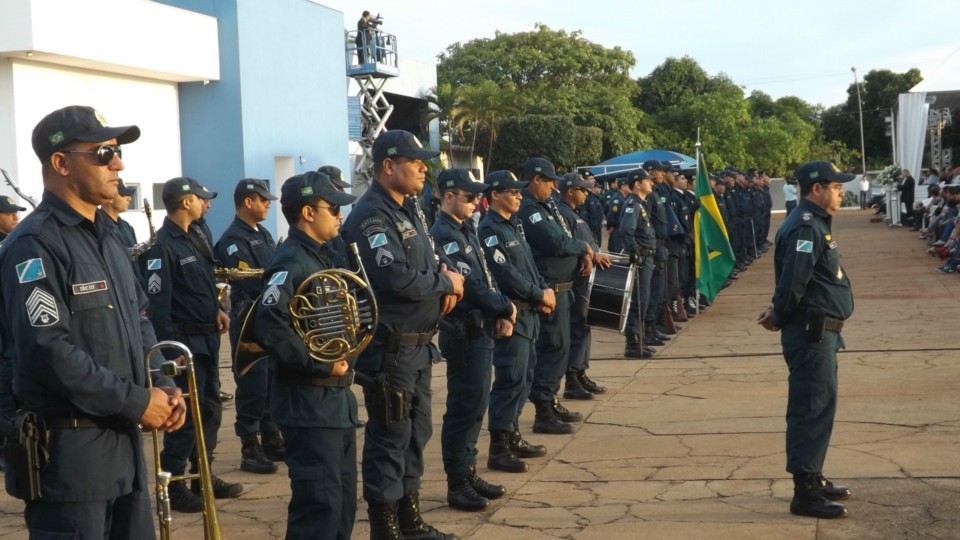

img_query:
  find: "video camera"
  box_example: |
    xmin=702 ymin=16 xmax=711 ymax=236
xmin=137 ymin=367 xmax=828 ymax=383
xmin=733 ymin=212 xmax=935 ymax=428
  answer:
xmin=369 ymin=13 xmax=384 ymax=27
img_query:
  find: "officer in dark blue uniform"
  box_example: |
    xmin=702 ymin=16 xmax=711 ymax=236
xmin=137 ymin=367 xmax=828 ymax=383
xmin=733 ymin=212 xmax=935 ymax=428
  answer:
xmin=478 ymin=170 xmax=554 ymax=475
xmin=556 ymin=173 xmax=611 ymax=397
xmin=604 ymin=180 xmax=628 ymax=252
xmin=317 ymin=165 xmax=353 ymax=266
xmin=578 ymin=170 xmax=604 ymax=248
xmin=430 ymin=168 xmax=515 ymax=511
xmin=253 ymin=171 xmax=359 ymax=540
xmin=0 ymin=105 xmax=185 ymax=538
xmin=0 ymin=195 xmax=26 ymax=244
xmin=214 ymin=178 xmax=282 ymax=475
xmin=642 ymin=160 xmax=671 ymax=339
xmin=757 ymin=161 xmax=855 ymax=520
xmin=518 ymin=157 xmax=594 ymax=435
xmin=341 ymin=130 xmax=464 ymax=540
xmin=617 ymin=170 xmax=658 ymax=359
xmin=101 ymin=178 xmax=144 ymax=282
xmin=144 ymin=177 xmax=242 ymax=512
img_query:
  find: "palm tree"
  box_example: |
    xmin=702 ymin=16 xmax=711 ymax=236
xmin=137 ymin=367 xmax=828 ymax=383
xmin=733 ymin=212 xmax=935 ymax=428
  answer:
xmin=452 ymin=81 xmax=521 ymax=174
xmin=422 ymin=82 xmax=459 ymax=163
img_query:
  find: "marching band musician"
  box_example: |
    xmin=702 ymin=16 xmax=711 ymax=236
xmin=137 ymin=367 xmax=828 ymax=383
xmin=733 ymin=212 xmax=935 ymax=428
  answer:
xmin=0 ymin=105 xmax=185 ymax=538
xmin=430 ymin=168 xmax=516 ymax=512
xmin=252 ymin=171 xmax=359 ymax=540
xmin=143 ymin=177 xmax=242 ymax=513
xmin=341 ymin=130 xmax=464 ymax=540
xmin=214 ymin=179 xmax=283 ymax=475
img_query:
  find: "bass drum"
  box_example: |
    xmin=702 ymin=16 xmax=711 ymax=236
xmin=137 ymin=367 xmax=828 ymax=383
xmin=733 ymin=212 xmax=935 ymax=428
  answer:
xmin=587 ymin=254 xmax=636 ymax=334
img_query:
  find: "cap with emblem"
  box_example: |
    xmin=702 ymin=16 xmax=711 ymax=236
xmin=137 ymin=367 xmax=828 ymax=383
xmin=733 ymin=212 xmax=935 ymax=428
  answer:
xmin=794 ymin=161 xmax=856 ymax=186
xmin=484 ymin=170 xmax=528 ymax=191
xmin=522 ymin=157 xmax=563 ymax=182
xmin=372 ymin=130 xmax=439 ymax=163
xmin=642 ymin=159 xmax=666 ymax=172
xmin=317 ymin=165 xmax=351 ymax=190
xmin=161 ymin=177 xmax=217 ymax=207
xmin=280 ymin=171 xmax=357 ymax=207
xmin=117 ymin=178 xmax=137 ymax=197
xmin=580 ymin=170 xmax=595 ymax=179
xmin=0 ymin=195 xmax=26 ymax=213
xmin=31 ymin=105 xmax=140 ymax=163
xmin=234 ymin=178 xmax=277 ymax=201
xmin=437 ymin=168 xmax=487 ymax=194
xmin=628 ymin=169 xmax=653 ymax=182
xmin=558 ymin=172 xmax=591 ymax=192
xmin=661 ymin=161 xmax=682 ymax=173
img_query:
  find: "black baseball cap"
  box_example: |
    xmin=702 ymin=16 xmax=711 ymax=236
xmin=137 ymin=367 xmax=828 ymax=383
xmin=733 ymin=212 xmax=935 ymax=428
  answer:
xmin=558 ymin=173 xmax=591 ymax=191
xmin=161 ymin=177 xmax=217 ymax=206
xmin=642 ymin=160 xmax=666 ymax=172
xmin=580 ymin=170 xmax=595 ymax=179
xmin=32 ymin=105 xmax=140 ymax=163
xmin=628 ymin=170 xmax=653 ymax=182
xmin=437 ymin=168 xmax=487 ymax=194
xmin=280 ymin=171 xmax=357 ymax=207
xmin=372 ymin=130 xmax=439 ymax=163
xmin=317 ymin=165 xmax=351 ymax=190
xmin=235 ymin=178 xmax=277 ymax=201
xmin=485 ymin=170 xmax=528 ymax=191
xmin=523 ymin=157 xmax=563 ymax=182
xmin=795 ymin=161 xmax=856 ymax=187
xmin=661 ymin=161 xmax=682 ymax=173
xmin=117 ymin=178 xmax=137 ymax=197
xmin=0 ymin=195 xmax=26 ymax=213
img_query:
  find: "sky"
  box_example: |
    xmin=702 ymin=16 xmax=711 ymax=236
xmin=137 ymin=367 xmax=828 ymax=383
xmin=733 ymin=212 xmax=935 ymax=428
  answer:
xmin=316 ymin=0 xmax=960 ymax=107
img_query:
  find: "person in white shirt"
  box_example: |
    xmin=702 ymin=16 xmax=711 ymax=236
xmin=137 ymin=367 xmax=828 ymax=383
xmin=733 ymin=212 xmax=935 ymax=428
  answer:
xmin=859 ymin=176 xmax=870 ymax=209
xmin=783 ymin=178 xmax=798 ymax=215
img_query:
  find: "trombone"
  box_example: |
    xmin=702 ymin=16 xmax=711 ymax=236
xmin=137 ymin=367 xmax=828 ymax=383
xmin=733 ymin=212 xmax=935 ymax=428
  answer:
xmin=145 ymin=340 xmax=222 ymax=540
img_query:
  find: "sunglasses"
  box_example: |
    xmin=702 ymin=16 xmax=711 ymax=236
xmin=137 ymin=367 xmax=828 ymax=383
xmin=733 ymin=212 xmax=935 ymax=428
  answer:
xmin=455 ymin=192 xmax=479 ymax=203
xmin=315 ymin=203 xmax=341 ymax=216
xmin=62 ymin=144 xmax=122 ymax=165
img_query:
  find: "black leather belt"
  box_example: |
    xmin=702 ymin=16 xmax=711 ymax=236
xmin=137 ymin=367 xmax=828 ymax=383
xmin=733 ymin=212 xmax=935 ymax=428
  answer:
xmin=550 ymin=281 xmax=574 ymax=293
xmin=177 ymin=321 xmax=217 ymax=336
xmin=374 ymin=326 xmax=438 ymax=352
xmin=277 ymin=371 xmax=355 ymax=388
xmin=824 ymin=317 xmax=844 ymax=333
xmin=43 ymin=407 xmax=129 ymax=430
xmin=513 ymin=300 xmax=534 ymax=310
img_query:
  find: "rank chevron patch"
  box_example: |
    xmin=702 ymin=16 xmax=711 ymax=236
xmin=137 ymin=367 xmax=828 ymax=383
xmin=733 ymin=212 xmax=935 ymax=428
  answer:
xmin=26 ymin=287 xmax=58 ymax=327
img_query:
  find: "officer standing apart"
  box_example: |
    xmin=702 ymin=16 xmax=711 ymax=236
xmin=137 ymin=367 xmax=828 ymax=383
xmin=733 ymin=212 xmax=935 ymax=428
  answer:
xmin=144 ymin=177 xmax=242 ymax=513
xmin=0 ymin=105 xmax=185 ymax=538
xmin=214 ymin=179 xmax=283 ymax=475
xmin=757 ymin=161 xmax=855 ymax=519
xmin=253 ymin=171 xmax=359 ymax=540
xmin=617 ymin=170 xmax=658 ymax=359
xmin=478 ymin=171 xmax=554 ymax=475
xmin=430 ymin=168 xmax=516 ymax=512
xmin=341 ymin=130 xmax=464 ymax=540
xmin=518 ymin=158 xmax=594 ymax=435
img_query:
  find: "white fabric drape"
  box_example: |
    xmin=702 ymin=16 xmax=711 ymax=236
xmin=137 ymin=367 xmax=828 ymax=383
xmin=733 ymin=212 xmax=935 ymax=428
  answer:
xmin=895 ymin=92 xmax=928 ymax=182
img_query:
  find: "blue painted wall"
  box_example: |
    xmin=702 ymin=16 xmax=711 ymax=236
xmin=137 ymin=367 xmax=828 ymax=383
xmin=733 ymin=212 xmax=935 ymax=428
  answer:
xmin=157 ymin=0 xmax=349 ymax=239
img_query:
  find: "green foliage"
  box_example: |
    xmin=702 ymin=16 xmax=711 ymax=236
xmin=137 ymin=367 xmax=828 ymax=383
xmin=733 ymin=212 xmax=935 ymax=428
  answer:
xmin=574 ymin=126 xmax=604 ymax=167
xmin=492 ymin=115 xmax=577 ymax=173
xmin=451 ymin=80 xmax=521 ymax=173
xmin=637 ymin=56 xmax=709 ymax=114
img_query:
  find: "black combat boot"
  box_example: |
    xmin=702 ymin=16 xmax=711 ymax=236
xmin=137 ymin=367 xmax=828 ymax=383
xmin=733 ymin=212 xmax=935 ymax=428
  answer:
xmin=367 ymin=501 xmax=402 ymax=540
xmin=260 ymin=430 xmax=286 ymax=462
xmin=240 ymin=433 xmax=278 ymax=474
xmin=398 ymin=491 xmax=459 ymax=540
xmin=531 ymin=399 xmax=573 ymax=434
xmin=818 ymin=473 xmax=852 ymax=501
xmin=168 ymin=479 xmax=203 ymax=513
xmin=578 ymin=370 xmax=606 ymax=394
xmin=487 ymin=430 xmax=528 ymax=473
xmin=467 ymin=464 xmax=505 ymax=499
xmin=624 ymin=334 xmax=649 ymax=358
xmin=790 ymin=473 xmax=848 ymax=519
xmin=563 ymin=370 xmax=594 ymax=400
xmin=446 ymin=473 xmax=489 ymax=511
xmin=509 ymin=428 xmax=547 ymax=458
xmin=648 ymin=322 xmax=670 ymax=341
xmin=551 ymin=396 xmax=582 ymax=423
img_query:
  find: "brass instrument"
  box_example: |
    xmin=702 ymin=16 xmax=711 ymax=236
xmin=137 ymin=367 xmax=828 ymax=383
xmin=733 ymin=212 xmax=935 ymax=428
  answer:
xmin=213 ymin=267 xmax=265 ymax=282
xmin=128 ymin=199 xmax=158 ymax=260
xmin=233 ymin=242 xmax=377 ymax=375
xmin=1 ymin=167 xmax=40 ymax=209
xmin=145 ymin=340 xmax=222 ymax=540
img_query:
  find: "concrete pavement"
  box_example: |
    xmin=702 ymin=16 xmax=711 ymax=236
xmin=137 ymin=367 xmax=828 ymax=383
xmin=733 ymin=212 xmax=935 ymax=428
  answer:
xmin=1 ymin=209 xmax=958 ymax=539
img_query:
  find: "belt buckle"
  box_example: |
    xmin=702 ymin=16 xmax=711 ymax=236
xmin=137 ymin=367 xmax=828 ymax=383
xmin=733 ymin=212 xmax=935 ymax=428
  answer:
xmin=343 ymin=371 xmax=356 ymax=386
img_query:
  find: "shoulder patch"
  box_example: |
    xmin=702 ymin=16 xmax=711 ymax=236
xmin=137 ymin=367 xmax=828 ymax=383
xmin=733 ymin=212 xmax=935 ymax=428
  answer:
xmin=484 ymin=235 xmax=499 ymax=247
xmin=801 ymin=212 xmax=812 ymax=221
xmin=505 ymin=240 xmax=519 ymax=247
xmin=493 ymin=249 xmax=506 ymax=264
xmin=796 ymin=240 xmax=813 ymax=253
xmin=227 ymin=243 xmax=238 ymax=256
xmin=262 ymin=285 xmax=281 ymax=305
xmin=267 ymin=271 xmax=288 ymax=285
xmin=529 ymin=212 xmax=543 ymax=224
xmin=16 ymin=258 xmax=46 ymax=283
xmin=147 ymin=273 xmax=162 ymax=294
xmin=147 ymin=258 xmax=161 ymax=271
xmin=361 ymin=216 xmax=388 ymax=236
xmin=443 ymin=242 xmax=459 ymax=255
xmin=624 ymin=207 xmax=634 ymax=214
xmin=368 ymin=232 xmax=388 ymax=249
xmin=26 ymin=287 xmax=58 ymax=327
xmin=376 ymin=247 xmax=394 ymax=267
xmin=456 ymin=260 xmax=471 ymax=276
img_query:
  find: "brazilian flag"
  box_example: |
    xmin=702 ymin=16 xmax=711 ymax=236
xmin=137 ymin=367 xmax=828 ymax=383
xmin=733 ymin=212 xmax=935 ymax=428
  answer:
xmin=694 ymin=149 xmax=736 ymax=302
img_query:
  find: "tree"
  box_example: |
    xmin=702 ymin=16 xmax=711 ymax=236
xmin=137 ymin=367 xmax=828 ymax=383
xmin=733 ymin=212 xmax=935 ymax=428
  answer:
xmin=637 ymin=56 xmax=709 ymax=114
xmin=451 ymin=80 xmax=521 ymax=173
xmin=492 ymin=115 xmax=578 ymax=173
xmin=423 ymin=82 xmax=459 ymax=152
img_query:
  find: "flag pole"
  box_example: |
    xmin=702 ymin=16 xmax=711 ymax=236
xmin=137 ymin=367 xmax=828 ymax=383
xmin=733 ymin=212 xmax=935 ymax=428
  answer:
xmin=694 ymin=128 xmax=701 ymax=315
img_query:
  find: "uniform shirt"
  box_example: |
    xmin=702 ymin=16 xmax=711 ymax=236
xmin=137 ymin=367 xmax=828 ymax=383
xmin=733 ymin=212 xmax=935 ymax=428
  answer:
xmin=580 ymin=192 xmax=604 ymax=243
xmin=558 ymin=200 xmax=599 ymax=254
xmin=617 ymin=193 xmax=657 ymax=255
xmin=253 ymin=228 xmax=357 ymax=428
xmin=194 ymin=216 xmax=216 ymax=256
xmin=723 ymin=185 xmax=740 ymax=219
xmin=772 ymin=198 xmax=854 ymax=327
xmin=0 ymin=191 xmax=158 ymax=500
xmin=648 ymin=184 xmax=670 ymax=240
xmin=0 ymin=231 xmax=6 ymax=244
xmin=341 ymin=181 xmax=454 ymax=372
xmin=142 ymin=217 xmax=220 ymax=358
xmin=114 ymin=215 xmax=137 ymax=249
xmin=668 ymin=186 xmax=691 ymax=238
xmin=214 ymin=216 xmax=277 ymax=315
xmin=604 ymin=192 xmax=625 ymax=230
xmin=517 ymin=189 xmax=589 ymax=284
xmin=783 ymin=183 xmax=798 ymax=203
xmin=477 ymin=210 xmax=547 ymax=340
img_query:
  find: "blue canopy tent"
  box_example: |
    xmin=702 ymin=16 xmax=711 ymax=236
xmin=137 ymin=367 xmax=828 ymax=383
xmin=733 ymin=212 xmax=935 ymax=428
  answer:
xmin=583 ymin=149 xmax=697 ymax=182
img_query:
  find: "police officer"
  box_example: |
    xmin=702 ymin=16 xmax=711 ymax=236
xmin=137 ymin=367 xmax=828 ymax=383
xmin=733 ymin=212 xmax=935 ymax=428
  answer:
xmin=556 ymin=173 xmax=611 ymax=397
xmin=341 ymin=130 xmax=464 ymax=540
xmin=578 ymin=171 xmax=604 ymax=248
xmin=757 ymin=161 xmax=854 ymax=519
xmin=0 ymin=105 xmax=185 ymax=538
xmin=317 ymin=165 xmax=353 ymax=266
xmin=642 ymin=160 xmax=671 ymax=340
xmin=253 ymin=171 xmax=359 ymax=540
xmin=214 ymin=178 xmax=282 ymax=475
xmin=478 ymin=171 xmax=555 ymax=474
xmin=604 ymin=179 xmax=629 ymax=252
xmin=430 ymin=168 xmax=515 ymax=511
xmin=101 ymin=178 xmax=143 ymax=280
xmin=617 ymin=170 xmax=658 ymax=358
xmin=0 ymin=195 xmax=26 ymax=244
xmin=144 ymin=177 xmax=242 ymax=512
xmin=518 ymin=157 xmax=594 ymax=434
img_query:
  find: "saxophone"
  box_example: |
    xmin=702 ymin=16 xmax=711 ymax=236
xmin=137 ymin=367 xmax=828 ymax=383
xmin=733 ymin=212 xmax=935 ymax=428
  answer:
xmin=128 ymin=199 xmax=158 ymax=260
